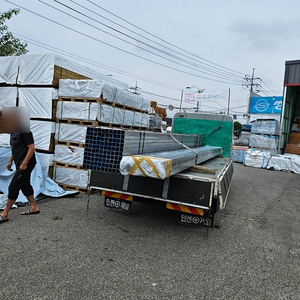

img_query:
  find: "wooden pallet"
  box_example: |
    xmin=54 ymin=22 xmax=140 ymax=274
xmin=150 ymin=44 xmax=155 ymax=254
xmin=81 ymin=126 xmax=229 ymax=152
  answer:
xmin=59 ymin=96 xmax=101 ymax=103
xmin=55 ymin=140 xmax=85 ymax=147
xmin=58 ymin=183 xmax=91 ymax=194
xmin=55 ymin=118 xmax=148 ymax=131
xmin=56 ymin=118 xmax=99 ymax=126
xmin=53 ymin=161 xmax=85 ymax=170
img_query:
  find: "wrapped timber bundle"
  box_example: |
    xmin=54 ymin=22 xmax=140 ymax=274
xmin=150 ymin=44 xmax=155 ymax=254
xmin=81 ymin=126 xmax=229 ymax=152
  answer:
xmin=232 ymin=146 xmax=249 ymax=163
xmin=19 ymin=87 xmax=58 ymax=120
xmin=119 ymin=146 xmax=223 ymax=179
xmin=0 ymin=87 xmax=18 ymax=109
xmin=148 ymin=113 xmax=162 ymax=131
xmin=251 ymin=119 xmax=280 ymax=135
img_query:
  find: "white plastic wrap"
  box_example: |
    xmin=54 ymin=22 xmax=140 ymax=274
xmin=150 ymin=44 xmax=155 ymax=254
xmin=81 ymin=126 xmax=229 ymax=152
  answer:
xmin=59 ymin=79 xmax=104 ymax=98
xmin=19 ymin=88 xmax=58 ymax=119
xmin=54 ymin=145 xmax=84 ymax=165
xmin=17 ymin=54 xmax=127 ymax=88
xmin=267 ymin=154 xmax=300 ymax=174
xmin=142 ymin=114 xmax=150 ymax=128
xmin=123 ymin=110 xmax=135 ymax=126
xmin=55 ymin=123 xmax=87 ymax=143
xmin=102 ymin=83 xmax=151 ymax=111
xmin=0 ymin=87 xmax=18 ymax=109
xmin=244 ymin=148 xmax=271 ymax=169
xmin=97 ymin=104 xmax=114 ymax=124
xmin=54 ymin=167 xmax=90 ymax=188
xmin=249 ymin=134 xmax=278 ymax=153
xmin=56 ymin=102 xmax=98 ymax=120
xmin=0 ymin=56 xmax=19 ymax=84
xmin=36 ymin=152 xmax=54 ymax=173
xmin=120 ymin=156 xmax=171 ymax=179
xmin=30 ymin=120 xmax=55 ymax=151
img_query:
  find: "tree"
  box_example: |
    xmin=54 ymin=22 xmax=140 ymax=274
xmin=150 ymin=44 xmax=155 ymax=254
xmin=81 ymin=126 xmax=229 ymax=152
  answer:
xmin=0 ymin=8 xmax=28 ymax=56
xmin=234 ymin=121 xmax=242 ymax=132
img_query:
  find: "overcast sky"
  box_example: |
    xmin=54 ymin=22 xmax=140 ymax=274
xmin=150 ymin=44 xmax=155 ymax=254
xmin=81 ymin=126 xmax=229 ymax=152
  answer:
xmin=1 ymin=0 xmax=300 ymax=118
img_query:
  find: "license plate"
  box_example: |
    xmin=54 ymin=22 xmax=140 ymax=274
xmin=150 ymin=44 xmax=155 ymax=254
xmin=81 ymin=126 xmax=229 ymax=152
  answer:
xmin=104 ymin=197 xmax=132 ymax=212
xmin=179 ymin=213 xmax=211 ymax=227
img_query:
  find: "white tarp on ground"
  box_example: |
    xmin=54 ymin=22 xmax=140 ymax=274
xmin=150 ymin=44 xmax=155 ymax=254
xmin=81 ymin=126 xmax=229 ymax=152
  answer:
xmin=19 ymin=88 xmax=58 ymax=119
xmin=53 ymin=167 xmax=90 ymax=188
xmin=59 ymin=79 xmax=104 ymax=98
xmin=30 ymin=120 xmax=55 ymax=151
xmin=36 ymin=152 xmax=54 ymax=174
xmin=0 ymin=134 xmax=10 ymax=146
xmin=0 ymin=56 xmax=19 ymax=85
xmin=0 ymin=147 xmax=75 ymax=209
xmin=244 ymin=148 xmax=271 ymax=169
xmin=0 ymin=87 xmax=18 ymax=109
xmin=267 ymin=154 xmax=300 ymax=174
xmin=17 ymin=54 xmax=127 ymax=88
xmin=54 ymin=145 xmax=84 ymax=166
xmin=55 ymin=123 xmax=87 ymax=143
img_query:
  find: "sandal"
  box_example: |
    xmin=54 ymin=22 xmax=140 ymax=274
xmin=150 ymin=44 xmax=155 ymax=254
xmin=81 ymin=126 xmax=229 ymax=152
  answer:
xmin=21 ymin=210 xmax=40 ymax=215
xmin=0 ymin=215 xmax=9 ymax=223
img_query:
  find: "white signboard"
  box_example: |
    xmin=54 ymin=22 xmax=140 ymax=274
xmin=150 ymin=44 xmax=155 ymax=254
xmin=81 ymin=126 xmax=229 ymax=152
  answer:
xmin=184 ymin=92 xmax=226 ymax=102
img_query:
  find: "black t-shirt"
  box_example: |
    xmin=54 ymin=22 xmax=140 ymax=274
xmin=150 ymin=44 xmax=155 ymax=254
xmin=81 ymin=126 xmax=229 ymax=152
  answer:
xmin=10 ymin=131 xmax=36 ymax=168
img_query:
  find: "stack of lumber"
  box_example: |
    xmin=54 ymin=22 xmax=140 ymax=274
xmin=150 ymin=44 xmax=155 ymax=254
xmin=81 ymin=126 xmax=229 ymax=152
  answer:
xmin=249 ymin=119 xmax=279 ymax=155
xmin=54 ymin=78 xmax=151 ymax=193
xmin=285 ymin=117 xmax=300 ymax=155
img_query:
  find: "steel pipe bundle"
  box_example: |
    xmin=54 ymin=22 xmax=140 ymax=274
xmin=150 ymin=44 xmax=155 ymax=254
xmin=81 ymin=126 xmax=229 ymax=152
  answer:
xmin=119 ymin=146 xmax=223 ymax=179
xmin=83 ymin=127 xmax=204 ymax=173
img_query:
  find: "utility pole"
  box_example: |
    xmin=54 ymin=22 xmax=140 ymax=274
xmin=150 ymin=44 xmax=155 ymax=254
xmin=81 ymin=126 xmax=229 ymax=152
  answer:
xmin=227 ymin=88 xmax=231 ymax=115
xmin=243 ymin=68 xmax=261 ymax=123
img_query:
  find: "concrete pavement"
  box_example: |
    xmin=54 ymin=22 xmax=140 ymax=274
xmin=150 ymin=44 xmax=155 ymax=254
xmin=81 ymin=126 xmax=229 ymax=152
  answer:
xmin=1 ymin=164 xmax=299 ymax=300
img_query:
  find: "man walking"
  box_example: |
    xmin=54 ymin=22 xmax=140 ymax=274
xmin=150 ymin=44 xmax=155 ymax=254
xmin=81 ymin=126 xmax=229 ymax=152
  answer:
xmin=0 ymin=108 xmax=39 ymax=224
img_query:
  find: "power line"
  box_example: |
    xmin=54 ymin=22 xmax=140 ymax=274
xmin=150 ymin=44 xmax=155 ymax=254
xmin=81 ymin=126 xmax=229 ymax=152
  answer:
xmin=6 ymin=0 xmax=243 ymax=85
xmin=41 ymin=0 xmax=244 ymax=83
xmin=86 ymin=0 xmax=246 ymax=77
xmin=13 ymin=33 xmax=185 ymax=91
xmin=133 ymin=0 xmax=253 ymax=69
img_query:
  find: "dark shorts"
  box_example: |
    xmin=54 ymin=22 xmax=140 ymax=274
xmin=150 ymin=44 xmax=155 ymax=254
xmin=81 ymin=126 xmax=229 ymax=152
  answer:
xmin=8 ymin=164 xmax=35 ymax=201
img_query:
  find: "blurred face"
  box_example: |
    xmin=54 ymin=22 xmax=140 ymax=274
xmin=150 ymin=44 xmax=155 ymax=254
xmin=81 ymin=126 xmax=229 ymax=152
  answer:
xmin=2 ymin=107 xmax=30 ymax=133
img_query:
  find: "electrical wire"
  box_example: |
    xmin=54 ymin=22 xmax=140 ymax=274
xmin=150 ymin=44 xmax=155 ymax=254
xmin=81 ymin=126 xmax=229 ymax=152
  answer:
xmin=80 ymin=0 xmax=246 ymax=79
xmin=13 ymin=33 xmax=185 ymax=91
xmin=40 ymin=0 xmax=244 ymax=83
xmin=5 ymin=0 xmax=244 ymax=85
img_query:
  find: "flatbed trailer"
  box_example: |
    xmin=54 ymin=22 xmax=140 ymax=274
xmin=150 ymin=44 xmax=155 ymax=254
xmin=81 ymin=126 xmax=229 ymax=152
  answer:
xmin=90 ymin=113 xmax=235 ymax=227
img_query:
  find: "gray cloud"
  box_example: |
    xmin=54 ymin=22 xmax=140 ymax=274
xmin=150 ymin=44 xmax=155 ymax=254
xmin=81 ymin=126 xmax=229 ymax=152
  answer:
xmin=229 ymin=17 xmax=300 ymax=51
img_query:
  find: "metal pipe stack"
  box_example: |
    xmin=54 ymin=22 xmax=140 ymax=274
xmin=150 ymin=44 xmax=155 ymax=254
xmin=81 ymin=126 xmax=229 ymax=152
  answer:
xmin=82 ymin=127 xmax=205 ymax=173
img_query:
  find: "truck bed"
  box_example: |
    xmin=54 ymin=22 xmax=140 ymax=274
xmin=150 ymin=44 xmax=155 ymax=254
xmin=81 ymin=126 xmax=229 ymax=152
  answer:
xmin=90 ymin=157 xmax=234 ymax=211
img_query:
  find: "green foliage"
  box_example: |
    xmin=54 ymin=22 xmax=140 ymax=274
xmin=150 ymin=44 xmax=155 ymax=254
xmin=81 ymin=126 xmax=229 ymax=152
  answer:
xmin=234 ymin=121 xmax=242 ymax=131
xmin=0 ymin=8 xmax=28 ymax=56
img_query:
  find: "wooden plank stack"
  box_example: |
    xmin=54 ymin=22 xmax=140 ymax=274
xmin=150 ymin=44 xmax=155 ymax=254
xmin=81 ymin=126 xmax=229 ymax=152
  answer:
xmin=285 ymin=117 xmax=300 ymax=155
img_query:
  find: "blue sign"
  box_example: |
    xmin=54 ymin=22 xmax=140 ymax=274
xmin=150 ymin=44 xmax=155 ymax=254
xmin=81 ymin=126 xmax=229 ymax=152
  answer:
xmin=233 ymin=114 xmax=237 ymax=119
xmin=249 ymin=96 xmax=282 ymax=114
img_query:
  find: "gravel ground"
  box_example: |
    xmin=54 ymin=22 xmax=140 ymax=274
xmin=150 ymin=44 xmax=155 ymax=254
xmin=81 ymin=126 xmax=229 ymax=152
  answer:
xmin=1 ymin=163 xmax=300 ymax=300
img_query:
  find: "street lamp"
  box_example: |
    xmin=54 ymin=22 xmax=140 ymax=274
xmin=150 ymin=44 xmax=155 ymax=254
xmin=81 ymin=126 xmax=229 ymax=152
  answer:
xmin=179 ymin=86 xmax=205 ymax=112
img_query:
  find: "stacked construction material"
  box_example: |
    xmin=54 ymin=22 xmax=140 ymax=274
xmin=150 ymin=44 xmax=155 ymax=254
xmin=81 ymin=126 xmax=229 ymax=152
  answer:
xmin=249 ymin=119 xmax=279 ymax=156
xmin=149 ymin=113 xmax=162 ymax=131
xmin=57 ymin=80 xmax=150 ymax=129
xmin=267 ymin=154 xmax=300 ymax=175
xmin=53 ymin=79 xmax=151 ymax=192
xmin=285 ymin=116 xmax=300 ymax=155
xmin=83 ymin=127 xmax=204 ymax=174
xmin=232 ymin=146 xmax=249 ymax=163
xmin=120 ymin=146 xmax=223 ymax=179
xmin=244 ymin=148 xmax=271 ymax=169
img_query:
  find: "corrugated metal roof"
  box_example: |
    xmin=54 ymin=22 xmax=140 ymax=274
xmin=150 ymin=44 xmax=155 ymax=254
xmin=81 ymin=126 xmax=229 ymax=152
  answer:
xmin=284 ymin=60 xmax=300 ymax=85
